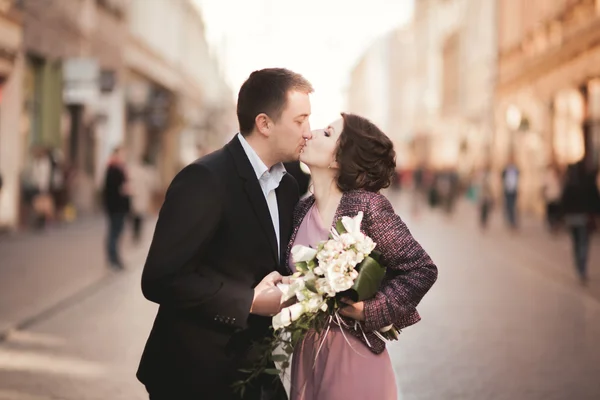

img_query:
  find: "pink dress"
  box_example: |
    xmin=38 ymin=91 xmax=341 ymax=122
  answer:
xmin=288 ymin=204 xmax=398 ymax=400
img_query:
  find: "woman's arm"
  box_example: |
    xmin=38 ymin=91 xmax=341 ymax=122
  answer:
xmin=362 ymin=193 xmax=438 ymax=332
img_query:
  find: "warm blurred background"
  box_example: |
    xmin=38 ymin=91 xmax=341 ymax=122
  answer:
xmin=0 ymin=0 xmax=599 ymax=399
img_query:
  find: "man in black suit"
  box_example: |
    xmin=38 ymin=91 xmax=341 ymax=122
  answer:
xmin=137 ymin=68 xmax=314 ymax=400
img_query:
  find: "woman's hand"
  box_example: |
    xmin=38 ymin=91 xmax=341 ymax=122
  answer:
xmin=339 ymin=298 xmax=365 ymax=321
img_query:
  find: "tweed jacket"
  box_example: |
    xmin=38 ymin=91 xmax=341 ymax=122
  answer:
xmin=285 ymin=189 xmax=438 ymax=355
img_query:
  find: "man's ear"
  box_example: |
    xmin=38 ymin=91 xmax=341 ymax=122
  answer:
xmin=255 ymin=113 xmax=272 ymax=137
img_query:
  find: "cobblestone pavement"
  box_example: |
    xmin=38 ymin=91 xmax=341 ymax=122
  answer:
xmin=0 ymin=196 xmax=598 ymax=399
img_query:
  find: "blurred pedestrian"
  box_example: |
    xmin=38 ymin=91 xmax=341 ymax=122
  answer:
xmin=102 ymin=146 xmax=130 ymax=270
xmin=542 ymin=163 xmax=563 ymax=233
xmin=560 ymin=159 xmax=600 ymax=285
xmin=502 ymin=155 xmax=520 ymax=230
xmin=28 ymin=146 xmax=55 ymax=230
xmin=128 ymin=155 xmax=158 ymax=244
xmin=478 ymin=165 xmax=494 ymax=230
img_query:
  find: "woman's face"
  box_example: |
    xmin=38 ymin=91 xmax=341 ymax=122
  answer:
xmin=300 ymin=118 xmax=344 ymax=170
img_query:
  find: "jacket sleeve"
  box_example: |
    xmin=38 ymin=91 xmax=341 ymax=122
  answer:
xmin=362 ymin=193 xmax=438 ymax=332
xmin=141 ymin=163 xmax=254 ymax=330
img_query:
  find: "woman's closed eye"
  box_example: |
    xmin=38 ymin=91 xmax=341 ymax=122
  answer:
xmin=324 ymin=129 xmax=331 ymax=137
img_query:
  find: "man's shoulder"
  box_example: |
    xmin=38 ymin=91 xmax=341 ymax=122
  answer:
xmin=188 ymin=147 xmax=233 ymax=176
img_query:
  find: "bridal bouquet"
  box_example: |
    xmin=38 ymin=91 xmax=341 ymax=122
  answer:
xmin=234 ymin=212 xmax=399 ymax=396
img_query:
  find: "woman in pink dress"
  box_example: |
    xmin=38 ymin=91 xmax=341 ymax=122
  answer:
xmin=285 ymin=113 xmax=438 ymax=400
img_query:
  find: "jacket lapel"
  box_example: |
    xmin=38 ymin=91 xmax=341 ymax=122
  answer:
xmin=276 ymin=179 xmax=293 ymax=267
xmin=226 ymin=137 xmax=279 ymax=263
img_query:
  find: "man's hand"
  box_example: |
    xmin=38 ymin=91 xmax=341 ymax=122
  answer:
xmin=250 ymin=272 xmax=284 ymax=316
xmin=338 ymin=298 xmax=366 ymax=321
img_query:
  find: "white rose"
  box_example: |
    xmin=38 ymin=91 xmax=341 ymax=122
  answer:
xmin=328 ymin=273 xmax=354 ymax=293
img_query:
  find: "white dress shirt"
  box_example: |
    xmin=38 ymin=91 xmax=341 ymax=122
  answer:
xmin=237 ymin=134 xmax=286 ymax=258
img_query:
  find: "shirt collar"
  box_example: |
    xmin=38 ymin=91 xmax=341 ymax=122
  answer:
xmin=237 ymin=133 xmax=286 ymax=185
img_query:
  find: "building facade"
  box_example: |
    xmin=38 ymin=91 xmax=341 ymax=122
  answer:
xmin=0 ymin=0 xmax=233 ymax=231
xmin=496 ymin=0 xmax=600 ymax=214
xmin=125 ymin=0 xmax=233 ymax=189
xmin=0 ymin=0 xmax=23 ymax=229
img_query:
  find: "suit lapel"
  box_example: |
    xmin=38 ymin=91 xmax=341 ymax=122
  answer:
xmin=227 ymin=137 xmax=279 ymax=263
xmin=276 ymin=179 xmax=293 ymax=268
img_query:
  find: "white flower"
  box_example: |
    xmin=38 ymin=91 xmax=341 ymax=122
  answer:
xmin=315 ymin=277 xmax=336 ymax=297
xmin=276 ymin=283 xmax=293 ymax=302
xmin=341 ymin=212 xmax=364 ymax=236
xmin=272 ymin=302 xmax=305 ymax=330
xmin=339 ymin=233 xmax=357 ymax=248
xmin=355 ymin=236 xmax=376 ymax=255
xmin=325 ymin=260 xmax=345 ymax=276
xmin=327 ymin=272 xmax=355 ymax=293
xmin=339 ymin=249 xmax=361 ymax=269
xmin=305 ymin=295 xmax=325 ymax=313
xmin=324 ymin=239 xmax=344 ymax=254
xmin=291 ymin=245 xmax=318 ymax=263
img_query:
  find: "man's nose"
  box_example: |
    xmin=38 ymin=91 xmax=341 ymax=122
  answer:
xmin=303 ymin=129 xmax=313 ymax=140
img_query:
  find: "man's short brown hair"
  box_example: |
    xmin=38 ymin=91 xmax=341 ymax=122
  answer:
xmin=237 ymin=68 xmax=313 ymax=136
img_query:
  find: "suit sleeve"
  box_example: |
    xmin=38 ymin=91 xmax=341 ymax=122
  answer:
xmin=141 ymin=163 xmax=254 ymax=329
xmin=362 ymin=194 xmax=438 ymax=332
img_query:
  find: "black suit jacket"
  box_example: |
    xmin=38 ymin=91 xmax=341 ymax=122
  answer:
xmin=137 ymin=136 xmax=298 ymax=399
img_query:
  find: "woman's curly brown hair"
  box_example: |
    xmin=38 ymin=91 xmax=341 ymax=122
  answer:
xmin=334 ymin=113 xmax=396 ymax=193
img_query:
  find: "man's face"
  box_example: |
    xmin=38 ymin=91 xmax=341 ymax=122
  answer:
xmin=269 ymin=90 xmax=312 ymax=163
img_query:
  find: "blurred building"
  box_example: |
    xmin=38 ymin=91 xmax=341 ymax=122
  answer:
xmin=496 ymin=0 xmax=600 ymax=215
xmin=125 ymin=0 xmax=234 ymax=191
xmin=0 ymin=0 xmax=234 ymax=231
xmin=346 ymin=30 xmax=413 ymax=168
xmin=347 ymin=0 xmax=497 ymax=173
xmin=0 ymin=0 xmax=23 ymax=229
xmin=22 ymin=0 xmax=130 ymax=212
xmin=409 ymin=0 xmax=497 ymax=173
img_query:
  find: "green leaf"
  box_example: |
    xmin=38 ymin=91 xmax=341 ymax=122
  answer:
xmin=238 ymin=369 xmax=254 ymax=374
xmin=348 ymin=256 xmax=386 ymax=301
xmin=295 ymin=262 xmax=308 ymax=272
xmin=271 ymin=354 xmax=288 ymax=362
xmin=305 ymin=279 xmax=318 ymax=293
xmin=335 ymin=219 xmax=347 ymax=234
xmin=265 ymin=368 xmax=280 ymax=375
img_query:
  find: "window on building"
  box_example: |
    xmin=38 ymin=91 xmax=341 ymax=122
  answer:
xmin=553 ymin=89 xmax=585 ymax=165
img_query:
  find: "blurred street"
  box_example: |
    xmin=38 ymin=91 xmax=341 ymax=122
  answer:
xmin=0 ymin=195 xmax=598 ymax=400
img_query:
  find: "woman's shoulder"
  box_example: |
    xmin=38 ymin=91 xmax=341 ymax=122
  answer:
xmin=343 ymin=189 xmax=390 ymax=209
